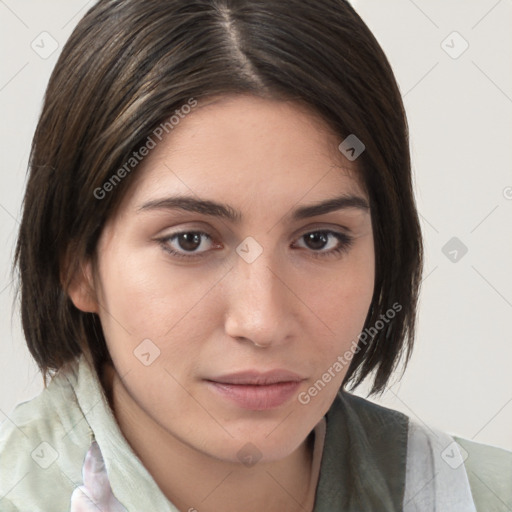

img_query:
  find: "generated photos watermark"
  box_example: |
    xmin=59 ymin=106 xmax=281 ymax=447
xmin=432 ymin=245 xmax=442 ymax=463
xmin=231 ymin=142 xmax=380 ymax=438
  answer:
xmin=298 ymin=302 xmax=402 ymax=405
xmin=94 ymin=98 xmax=198 ymax=200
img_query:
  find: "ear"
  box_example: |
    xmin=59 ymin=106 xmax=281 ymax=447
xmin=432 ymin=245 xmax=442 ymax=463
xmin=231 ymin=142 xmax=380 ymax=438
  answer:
xmin=65 ymin=260 xmax=99 ymax=314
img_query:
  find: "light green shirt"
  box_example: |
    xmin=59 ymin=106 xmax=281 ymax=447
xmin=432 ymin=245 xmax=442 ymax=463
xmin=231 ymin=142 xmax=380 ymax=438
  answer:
xmin=1 ymin=355 xmax=510 ymax=511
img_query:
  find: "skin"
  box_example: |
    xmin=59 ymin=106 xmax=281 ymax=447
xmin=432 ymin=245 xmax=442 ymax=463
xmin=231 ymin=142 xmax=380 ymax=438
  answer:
xmin=69 ymin=95 xmax=375 ymax=512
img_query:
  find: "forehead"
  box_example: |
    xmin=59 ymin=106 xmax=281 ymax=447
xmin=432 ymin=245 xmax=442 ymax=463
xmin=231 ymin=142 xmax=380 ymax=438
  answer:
xmin=121 ymin=95 xmax=366 ymax=213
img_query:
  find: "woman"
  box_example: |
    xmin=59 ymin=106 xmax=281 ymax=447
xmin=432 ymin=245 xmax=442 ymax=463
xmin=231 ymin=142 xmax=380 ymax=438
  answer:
xmin=0 ymin=0 xmax=510 ymax=510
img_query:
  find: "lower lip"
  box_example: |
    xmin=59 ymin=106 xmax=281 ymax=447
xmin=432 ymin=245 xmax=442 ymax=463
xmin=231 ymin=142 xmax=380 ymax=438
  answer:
xmin=205 ymin=380 xmax=302 ymax=410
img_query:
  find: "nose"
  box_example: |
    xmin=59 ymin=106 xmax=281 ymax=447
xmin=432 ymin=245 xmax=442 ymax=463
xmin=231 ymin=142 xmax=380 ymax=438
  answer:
xmin=223 ymin=252 xmax=295 ymax=348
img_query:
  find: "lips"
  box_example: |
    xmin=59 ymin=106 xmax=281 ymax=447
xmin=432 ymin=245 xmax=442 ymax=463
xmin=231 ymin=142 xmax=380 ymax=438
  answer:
xmin=205 ymin=370 xmax=305 ymax=410
xmin=209 ymin=370 xmax=304 ymax=385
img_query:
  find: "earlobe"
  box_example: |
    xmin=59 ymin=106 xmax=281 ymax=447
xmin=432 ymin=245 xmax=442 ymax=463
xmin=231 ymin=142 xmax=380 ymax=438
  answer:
xmin=66 ymin=261 xmax=99 ymax=314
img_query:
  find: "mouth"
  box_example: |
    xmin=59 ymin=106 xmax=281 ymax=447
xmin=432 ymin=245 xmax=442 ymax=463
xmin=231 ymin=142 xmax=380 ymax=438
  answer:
xmin=204 ymin=370 xmax=305 ymax=410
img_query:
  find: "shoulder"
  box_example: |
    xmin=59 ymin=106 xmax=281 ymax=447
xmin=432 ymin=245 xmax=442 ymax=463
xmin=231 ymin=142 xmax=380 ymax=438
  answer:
xmin=0 ymin=362 xmax=82 ymax=444
xmin=332 ymin=390 xmax=410 ymax=437
xmin=0 ymin=361 xmax=92 ymax=511
xmin=326 ymin=391 xmax=410 ymax=466
xmin=318 ymin=391 xmax=409 ymax=509
xmin=330 ymin=393 xmax=511 ymax=511
xmin=404 ymin=417 xmax=511 ymax=511
xmin=454 ymin=436 xmax=512 ymax=511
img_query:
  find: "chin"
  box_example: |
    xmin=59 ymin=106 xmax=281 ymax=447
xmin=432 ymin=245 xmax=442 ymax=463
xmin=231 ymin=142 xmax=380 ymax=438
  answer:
xmin=204 ymin=428 xmax=309 ymax=466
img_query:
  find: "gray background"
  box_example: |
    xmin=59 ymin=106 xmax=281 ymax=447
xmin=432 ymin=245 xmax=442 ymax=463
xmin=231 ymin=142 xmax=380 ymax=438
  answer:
xmin=1 ymin=0 xmax=511 ymax=451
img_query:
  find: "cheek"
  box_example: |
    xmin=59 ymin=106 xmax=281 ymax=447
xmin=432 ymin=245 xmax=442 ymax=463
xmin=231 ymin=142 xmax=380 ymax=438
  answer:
xmin=94 ymin=251 xmax=218 ymax=407
xmin=305 ymin=280 xmax=372 ymax=380
xmin=305 ymin=249 xmax=374 ymax=342
xmin=96 ymin=247 xmax=224 ymax=343
xmin=296 ymin=245 xmax=374 ymax=397
xmin=295 ymin=273 xmax=374 ymax=415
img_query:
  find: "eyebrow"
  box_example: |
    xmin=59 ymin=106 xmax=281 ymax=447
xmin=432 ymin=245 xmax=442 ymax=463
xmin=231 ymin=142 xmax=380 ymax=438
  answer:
xmin=138 ymin=193 xmax=369 ymax=222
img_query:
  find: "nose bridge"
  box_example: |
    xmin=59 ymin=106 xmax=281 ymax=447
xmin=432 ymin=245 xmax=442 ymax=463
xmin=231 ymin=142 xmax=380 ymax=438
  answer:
xmin=241 ymin=254 xmax=279 ymax=307
xmin=224 ymin=246 xmax=290 ymax=345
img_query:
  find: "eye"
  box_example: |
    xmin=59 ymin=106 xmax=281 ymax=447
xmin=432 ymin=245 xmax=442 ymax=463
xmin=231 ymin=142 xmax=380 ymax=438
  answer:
xmin=293 ymin=230 xmax=354 ymax=258
xmin=159 ymin=231 xmax=219 ymax=259
xmin=158 ymin=229 xmax=354 ymax=261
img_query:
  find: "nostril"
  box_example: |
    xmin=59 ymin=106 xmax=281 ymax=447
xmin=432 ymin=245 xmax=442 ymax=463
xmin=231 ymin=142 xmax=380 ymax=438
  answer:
xmin=234 ymin=336 xmax=270 ymax=348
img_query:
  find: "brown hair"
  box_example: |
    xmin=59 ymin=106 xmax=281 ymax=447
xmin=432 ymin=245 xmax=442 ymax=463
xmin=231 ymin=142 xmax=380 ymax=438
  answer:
xmin=15 ymin=0 xmax=422 ymax=394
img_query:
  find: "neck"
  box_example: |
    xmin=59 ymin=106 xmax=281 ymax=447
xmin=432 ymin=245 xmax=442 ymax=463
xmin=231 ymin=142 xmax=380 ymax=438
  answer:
xmin=102 ymin=363 xmax=319 ymax=512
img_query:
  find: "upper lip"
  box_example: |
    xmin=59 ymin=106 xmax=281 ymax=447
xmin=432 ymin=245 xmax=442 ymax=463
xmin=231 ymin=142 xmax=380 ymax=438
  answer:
xmin=206 ymin=370 xmax=305 ymax=385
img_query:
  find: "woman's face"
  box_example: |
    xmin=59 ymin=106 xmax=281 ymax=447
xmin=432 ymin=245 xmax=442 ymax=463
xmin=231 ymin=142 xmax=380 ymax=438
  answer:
xmin=86 ymin=95 xmax=374 ymax=463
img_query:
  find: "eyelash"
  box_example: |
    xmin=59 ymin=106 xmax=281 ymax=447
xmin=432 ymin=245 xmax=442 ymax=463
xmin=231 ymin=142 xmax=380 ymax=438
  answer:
xmin=157 ymin=230 xmax=354 ymax=261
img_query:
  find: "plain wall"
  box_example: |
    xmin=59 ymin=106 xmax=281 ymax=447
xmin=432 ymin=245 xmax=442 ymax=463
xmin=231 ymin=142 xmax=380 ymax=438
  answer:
xmin=1 ymin=0 xmax=511 ymax=451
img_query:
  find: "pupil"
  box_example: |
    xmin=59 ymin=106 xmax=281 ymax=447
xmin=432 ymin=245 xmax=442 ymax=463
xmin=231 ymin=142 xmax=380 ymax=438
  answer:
xmin=179 ymin=233 xmax=201 ymax=251
xmin=306 ymin=232 xmax=327 ymax=250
